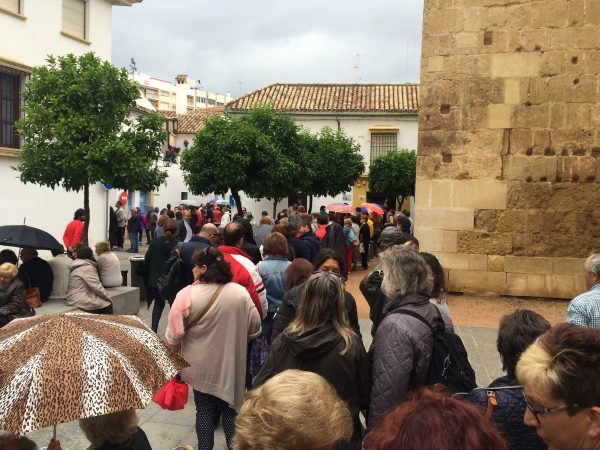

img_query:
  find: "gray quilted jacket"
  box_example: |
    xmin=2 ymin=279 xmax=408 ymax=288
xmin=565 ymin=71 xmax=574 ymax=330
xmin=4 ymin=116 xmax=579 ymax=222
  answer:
xmin=368 ymin=292 xmax=453 ymax=428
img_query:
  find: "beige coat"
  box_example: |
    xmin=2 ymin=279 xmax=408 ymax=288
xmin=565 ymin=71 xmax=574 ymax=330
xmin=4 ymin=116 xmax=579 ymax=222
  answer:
xmin=166 ymin=282 xmax=261 ymax=411
xmin=97 ymin=252 xmax=122 ymax=288
xmin=66 ymin=259 xmax=112 ymax=311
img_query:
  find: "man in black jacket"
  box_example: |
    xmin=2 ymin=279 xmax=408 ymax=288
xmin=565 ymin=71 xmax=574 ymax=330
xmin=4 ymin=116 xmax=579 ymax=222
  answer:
xmin=174 ymin=223 xmax=219 ymax=284
xmin=320 ymin=219 xmax=348 ymax=278
xmin=18 ymin=247 xmax=54 ymax=303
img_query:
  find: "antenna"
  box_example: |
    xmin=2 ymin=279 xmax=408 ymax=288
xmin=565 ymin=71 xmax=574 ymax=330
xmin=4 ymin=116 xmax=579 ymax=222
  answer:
xmin=129 ymin=57 xmax=137 ymax=76
xmin=351 ymin=52 xmax=361 ymax=82
xmin=238 ymin=81 xmax=243 ymax=96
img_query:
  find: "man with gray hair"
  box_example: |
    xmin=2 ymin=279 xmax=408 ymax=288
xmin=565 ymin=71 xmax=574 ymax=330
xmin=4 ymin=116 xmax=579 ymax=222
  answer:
xmin=567 ymin=251 xmax=600 ymax=329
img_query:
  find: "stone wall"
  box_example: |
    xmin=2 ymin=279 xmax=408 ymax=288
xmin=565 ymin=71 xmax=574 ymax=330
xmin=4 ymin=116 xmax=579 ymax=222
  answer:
xmin=415 ymin=0 xmax=600 ymax=298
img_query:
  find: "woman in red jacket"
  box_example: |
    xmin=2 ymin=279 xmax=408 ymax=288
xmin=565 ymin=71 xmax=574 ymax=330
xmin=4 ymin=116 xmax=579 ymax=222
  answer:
xmin=63 ymin=208 xmax=85 ymax=257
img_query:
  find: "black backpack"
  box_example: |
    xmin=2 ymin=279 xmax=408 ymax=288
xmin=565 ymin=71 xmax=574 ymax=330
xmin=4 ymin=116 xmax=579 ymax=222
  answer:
xmin=395 ymin=306 xmax=477 ymax=393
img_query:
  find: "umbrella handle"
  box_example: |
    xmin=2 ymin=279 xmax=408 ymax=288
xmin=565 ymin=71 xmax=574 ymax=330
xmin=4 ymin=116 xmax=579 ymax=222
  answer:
xmin=53 ymin=423 xmax=56 ymax=440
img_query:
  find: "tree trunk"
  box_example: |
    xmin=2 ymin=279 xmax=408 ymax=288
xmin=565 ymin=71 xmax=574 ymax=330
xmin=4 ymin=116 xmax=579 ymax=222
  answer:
xmin=272 ymin=198 xmax=279 ymax=219
xmin=308 ymin=195 xmax=313 ymax=213
xmin=232 ymin=189 xmax=243 ymax=216
xmin=83 ymin=184 xmax=90 ymax=245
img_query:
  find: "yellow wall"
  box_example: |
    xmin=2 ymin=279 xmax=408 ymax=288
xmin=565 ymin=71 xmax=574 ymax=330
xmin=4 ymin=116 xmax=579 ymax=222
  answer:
xmin=352 ymin=176 xmax=369 ymax=207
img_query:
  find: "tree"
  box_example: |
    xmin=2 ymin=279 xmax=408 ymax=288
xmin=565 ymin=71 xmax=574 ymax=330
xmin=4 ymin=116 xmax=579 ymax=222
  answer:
xmin=368 ymin=149 xmax=417 ymax=209
xmin=180 ymin=114 xmax=262 ymax=215
xmin=302 ymin=127 xmax=365 ymax=212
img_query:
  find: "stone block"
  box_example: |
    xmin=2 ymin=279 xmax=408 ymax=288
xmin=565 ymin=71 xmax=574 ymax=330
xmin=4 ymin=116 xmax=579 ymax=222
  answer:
xmin=545 ymin=275 xmax=584 ymax=299
xmin=448 ymin=269 xmax=507 ymax=294
xmin=428 ymin=56 xmax=445 ymax=72
xmin=413 ymin=226 xmax=427 ymax=249
xmin=452 ymin=180 xmax=508 ymax=209
xmin=427 ymin=230 xmax=444 ymax=252
xmin=468 ymin=254 xmax=488 ymax=271
xmin=512 ymin=104 xmax=550 ymax=128
xmin=463 ymin=7 xmax=487 ymax=31
xmin=458 ymin=231 xmax=514 ymax=255
xmin=490 ymin=53 xmax=541 ymax=77
xmin=488 ymin=104 xmax=512 ymax=129
xmin=106 ymin=287 xmax=140 ymax=315
xmin=423 ymin=8 xmax=465 ymax=34
xmin=502 ymin=155 xmax=556 ymax=182
xmin=453 ymin=32 xmax=479 ymax=53
xmin=488 ymin=255 xmax=505 ymax=272
xmin=553 ymin=257 xmax=585 ymax=275
xmin=504 ymin=79 xmax=521 ymax=104
xmin=443 ymin=230 xmax=459 ymax=253
xmin=506 ymin=181 xmax=553 ymax=209
xmin=432 ymin=252 xmax=469 ymax=270
xmin=505 ymin=255 xmax=554 ymax=274
xmin=506 ymin=273 xmax=547 ymax=296
xmin=509 ymin=129 xmax=533 ymax=155
xmin=415 ymin=207 xmax=475 ymax=231
xmin=474 ymin=209 xmax=498 ymax=232
xmin=588 ymin=0 xmax=600 ymax=25
xmin=496 ymin=209 xmax=529 ymax=233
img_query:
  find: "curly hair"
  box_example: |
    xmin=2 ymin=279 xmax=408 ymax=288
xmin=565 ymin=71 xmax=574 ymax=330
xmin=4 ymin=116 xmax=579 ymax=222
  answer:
xmin=364 ymin=388 xmax=508 ymax=450
xmin=234 ymin=369 xmax=352 ymax=450
xmin=192 ymin=247 xmax=232 ymax=284
xmin=380 ymin=247 xmax=432 ymax=300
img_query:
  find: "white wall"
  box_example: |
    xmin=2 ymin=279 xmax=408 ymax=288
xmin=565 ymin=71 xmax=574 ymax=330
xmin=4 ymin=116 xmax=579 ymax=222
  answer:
xmin=1 ymin=0 xmax=113 ymax=66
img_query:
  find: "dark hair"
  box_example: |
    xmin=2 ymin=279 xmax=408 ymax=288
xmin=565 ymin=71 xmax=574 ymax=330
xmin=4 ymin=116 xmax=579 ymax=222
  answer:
xmin=261 ymin=210 xmax=269 ymax=216
xmin=0 ymin=249 xmax=18 ymax=265
xmin=317 ymin=215 xmax=329 ymax=225
xmin=263 ymin=232 xmax=289 ymax=258
xmin=396 ymin=215 xmax=411 ymax=233
xmin=497 ymin=310 xmax=551 ymax=378
xmin=76 ymin=245 xmax=96 ymax=262
xmin=0 ymin=434 xmax=37 ymax=450
xmin=314 ymin=248 xmax=346 ymax=274
xmin=192 ymin=247 xmax=232 ymax=284
xmin=223 ymin=222 xmax=244 ymax=246
xmin=285 ymin=258 xmax=313 ymax=289
xmin=74 ymin=208 xmax=85 ymax=220
xmin=166 ymin=209 xmax=175 ymax=219
xmin=420 ymin=253 xmax=446 ymax=302
xmin=365 ymin=388 xmax=508 ymax=450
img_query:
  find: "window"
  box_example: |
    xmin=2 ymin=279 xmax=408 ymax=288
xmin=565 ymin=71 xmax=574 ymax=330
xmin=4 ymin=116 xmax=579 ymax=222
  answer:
xmin=0 ymin=66 xmax=24 ymax=149
xmin=62 ymin=0 xmax=86 ymax=40
xmin=159 ymin=102 xmax=169 ymax=110
xmin=181 ymin=192 xmax=188 ymax=200
xmin=370 ymin=132 xmax=398 ymax=161
xmin=0 ymin=0 xmax=21 ymax=14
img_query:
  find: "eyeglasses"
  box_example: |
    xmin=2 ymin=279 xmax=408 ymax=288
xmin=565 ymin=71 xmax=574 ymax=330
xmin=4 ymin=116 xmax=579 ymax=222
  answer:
xmin=522 ymin=392 xmax=578 ymax=423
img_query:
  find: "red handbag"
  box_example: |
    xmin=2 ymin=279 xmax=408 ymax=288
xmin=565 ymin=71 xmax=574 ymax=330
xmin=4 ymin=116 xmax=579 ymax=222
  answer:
xmin=152 ymin=376 xmax=189 ymax=410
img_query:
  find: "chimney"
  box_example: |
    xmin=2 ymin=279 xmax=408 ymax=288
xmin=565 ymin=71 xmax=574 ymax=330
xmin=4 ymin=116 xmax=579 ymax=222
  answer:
xmin=175 ymin=74 xmax=188 ymax=115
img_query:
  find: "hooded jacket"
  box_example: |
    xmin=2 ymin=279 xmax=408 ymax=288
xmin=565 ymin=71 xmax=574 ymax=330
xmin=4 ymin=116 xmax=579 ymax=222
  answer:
xmin=298 ymin=231 xmax=320 ymax=263
xmin=253 ymin=324 xmax=370 ymax=448
xmin=368 ymin=292 xmax=453 ymax=429
xmin=66 ymin=259 xmax=112 ymax=311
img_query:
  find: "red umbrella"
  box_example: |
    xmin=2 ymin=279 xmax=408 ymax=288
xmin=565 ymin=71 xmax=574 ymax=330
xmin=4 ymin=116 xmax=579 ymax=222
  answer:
xmin=361 ymin=202 xmax=384 ymax=215
xmin=325 ymin=203 xmax=355 ymax=214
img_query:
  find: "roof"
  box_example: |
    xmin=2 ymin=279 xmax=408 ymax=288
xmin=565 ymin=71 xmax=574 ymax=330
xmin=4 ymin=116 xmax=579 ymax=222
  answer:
xmin=177 ymin=107 xmax=225 ymax=134
xmin=156 ymin=110 xmax=178 ymax=118
xmin=226 ymin=83 xmax=419 ymax=113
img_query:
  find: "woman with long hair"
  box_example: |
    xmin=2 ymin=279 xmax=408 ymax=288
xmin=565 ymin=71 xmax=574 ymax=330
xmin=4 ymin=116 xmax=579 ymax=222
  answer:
xmin=144 ymin=218 xmax=179 ymax=332
xmin=166 ymin=247 xmax=261 ymax=449
xmin=253 ymin=271 xmax=369 ymax=450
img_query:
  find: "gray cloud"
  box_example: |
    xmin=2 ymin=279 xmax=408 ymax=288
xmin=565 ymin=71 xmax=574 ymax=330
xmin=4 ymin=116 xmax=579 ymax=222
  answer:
xmin=112 ymin=0 xmax=424 ymax=96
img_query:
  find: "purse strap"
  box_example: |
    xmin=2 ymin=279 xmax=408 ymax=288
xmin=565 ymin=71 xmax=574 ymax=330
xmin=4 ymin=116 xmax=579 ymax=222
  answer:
xmin=185 ymin=284 xmax=224 ymax=331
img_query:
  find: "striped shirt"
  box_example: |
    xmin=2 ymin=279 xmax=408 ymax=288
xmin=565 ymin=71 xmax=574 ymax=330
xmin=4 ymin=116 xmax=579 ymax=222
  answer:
xmin=567 ymin=284 xmax=600 ymax=329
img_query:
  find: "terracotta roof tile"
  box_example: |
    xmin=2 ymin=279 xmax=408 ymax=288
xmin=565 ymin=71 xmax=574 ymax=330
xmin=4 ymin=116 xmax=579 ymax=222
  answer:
xmin=176 ymin=107 xmax=224 ymax=134
xmin=226 ymin=83 xmax=419 ymax=113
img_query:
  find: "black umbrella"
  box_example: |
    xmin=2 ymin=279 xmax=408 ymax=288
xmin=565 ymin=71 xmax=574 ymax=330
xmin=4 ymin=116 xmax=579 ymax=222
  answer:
xmin=0 ymin=225 xmax=64 ymax=252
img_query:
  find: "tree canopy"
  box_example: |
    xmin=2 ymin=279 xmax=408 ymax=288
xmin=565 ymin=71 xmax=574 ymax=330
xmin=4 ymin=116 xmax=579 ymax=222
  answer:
xmin=16 ymin=52 xmax=167 ymax=243
xmin=368 ymin=149 xmax=417 ymax=209
xmin=181 ymin=106 xmax=365 ymax=215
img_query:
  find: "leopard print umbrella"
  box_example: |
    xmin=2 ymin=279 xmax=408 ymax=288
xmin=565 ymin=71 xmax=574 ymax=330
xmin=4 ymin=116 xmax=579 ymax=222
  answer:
xmin=0 ymin=313 xmax=188 ymax=434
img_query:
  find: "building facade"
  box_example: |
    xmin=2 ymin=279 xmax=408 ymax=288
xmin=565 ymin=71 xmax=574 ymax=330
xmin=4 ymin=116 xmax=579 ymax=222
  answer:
xmin=416 ymin=0 xmax=597 ymax=298
xmin=0 ymin=0 xmax=141 ymax=246
xmin=132 ymin=72 xmax=233 ymax=113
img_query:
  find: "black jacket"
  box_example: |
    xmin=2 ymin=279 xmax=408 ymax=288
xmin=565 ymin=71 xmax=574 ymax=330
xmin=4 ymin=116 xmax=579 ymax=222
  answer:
xmin=465 ymin=376 xmax=547 ymax=450
xmin=96 ymin=427 xmax=152 ymax=450
xmin=19 ymin=257 xmax=54 ymax=303
xmin=298 ymin=231 xmax=320 ymax=263
xmin=175 ymin=236 xmax=211 ymax=284
xmin=321 ymin=222 xmax=348 ymax=276
xmin=253 ymin=324 xmax=370 ymax=449
xmin=271 ymin=282 xmax=361 ymax=341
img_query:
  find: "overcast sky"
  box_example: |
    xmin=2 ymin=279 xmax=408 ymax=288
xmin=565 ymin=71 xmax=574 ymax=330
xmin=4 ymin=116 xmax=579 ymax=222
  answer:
xmin=112 ymin=0 xmax=424 ymax=98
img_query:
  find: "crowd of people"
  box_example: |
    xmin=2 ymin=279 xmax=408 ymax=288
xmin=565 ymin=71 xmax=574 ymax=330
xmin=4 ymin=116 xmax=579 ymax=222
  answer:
xmin=1 ymin=201 xmax=600 ymax=450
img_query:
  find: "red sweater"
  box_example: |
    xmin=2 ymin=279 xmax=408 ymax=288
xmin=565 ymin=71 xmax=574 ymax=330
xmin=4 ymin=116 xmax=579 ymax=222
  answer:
xmin=63 ymin=219 xmax=84 ymax=249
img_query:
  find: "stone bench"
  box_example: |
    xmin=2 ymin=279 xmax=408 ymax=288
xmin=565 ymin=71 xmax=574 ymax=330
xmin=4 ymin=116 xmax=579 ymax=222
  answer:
xmin=37 ymin=286 xmax=140 ymax=316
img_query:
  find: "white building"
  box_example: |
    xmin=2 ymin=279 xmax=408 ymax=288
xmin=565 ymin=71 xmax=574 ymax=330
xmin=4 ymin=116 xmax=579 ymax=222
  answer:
xmin=0 ymin=0 xmax=142 ymax=246
xmin=132 ymin=72 xmax=233 ymax=113
xmin=154 ymin=83 xmax=419 ymax=216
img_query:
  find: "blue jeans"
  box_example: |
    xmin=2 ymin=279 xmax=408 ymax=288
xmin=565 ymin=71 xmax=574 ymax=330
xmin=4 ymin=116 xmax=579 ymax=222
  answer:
xmin=129 ymin=232 xmax=139 ymax=252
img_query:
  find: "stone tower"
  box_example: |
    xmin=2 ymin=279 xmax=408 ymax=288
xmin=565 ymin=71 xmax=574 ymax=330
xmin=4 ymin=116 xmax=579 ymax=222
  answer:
xmin=415 ymin=0 xmax=600 ymax=298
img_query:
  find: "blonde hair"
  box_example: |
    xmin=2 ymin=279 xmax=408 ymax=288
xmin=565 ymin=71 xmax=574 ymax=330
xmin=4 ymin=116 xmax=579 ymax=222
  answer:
xmin=0 ymin=262 xmax=18 ymax=278
xmin=259 ymin=216 xmax=272 ymax=225
xmin=286 ymin=272 xmax=355 ymax=355
xmin=234 ymin=369 xmax=352 ymax=450
xmin=95 ymin=241 xmax=111 ymax=255
xmin=79 ymin=409 xmax=138 ymax=447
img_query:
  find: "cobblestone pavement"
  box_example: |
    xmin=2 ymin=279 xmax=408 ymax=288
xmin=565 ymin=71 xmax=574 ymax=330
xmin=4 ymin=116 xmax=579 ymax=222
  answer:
xmin=25 ymin=248 xmax=570 ymax=449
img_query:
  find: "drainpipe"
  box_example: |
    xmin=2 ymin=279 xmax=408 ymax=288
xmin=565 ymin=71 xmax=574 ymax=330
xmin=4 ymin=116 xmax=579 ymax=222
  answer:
xmin=335 ymin=117 xmax=341 ymax=130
